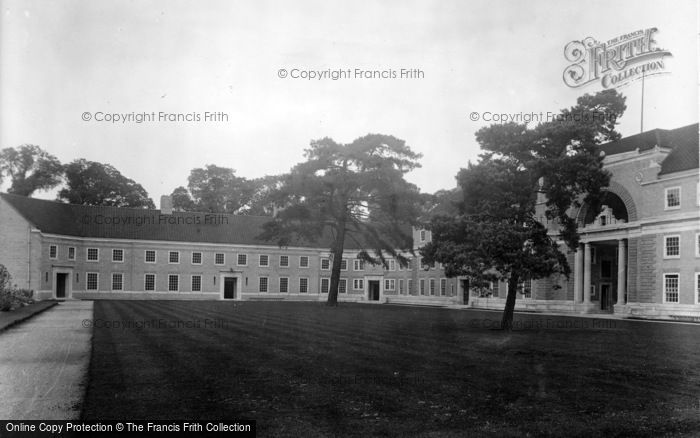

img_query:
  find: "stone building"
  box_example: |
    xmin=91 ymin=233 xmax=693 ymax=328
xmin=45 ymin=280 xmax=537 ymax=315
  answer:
xmin=467 ymin=123 xmax=700 ymax=320
xmin=0 ymin=192 xmax=459 ymax=305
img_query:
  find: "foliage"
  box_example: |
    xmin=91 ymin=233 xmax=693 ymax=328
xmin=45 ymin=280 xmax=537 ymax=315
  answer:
xmin=0 ymin=144 xmax=63 ymax=196
xmin=58 ymin=159 xmax=155 ymax=208
xmin=0 ymin=265 xmax=34 ymax=311
xmin=259 ymin=134 xmax=423 ymax=305
xmin=170 ymin=165 xmax=262 ymax=214
xmin=421 ymin=90 xmax=627 ymax=329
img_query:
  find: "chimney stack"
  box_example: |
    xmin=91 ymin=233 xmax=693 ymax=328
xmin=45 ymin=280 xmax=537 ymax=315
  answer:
xmin=160 ymin=195 xmax=173 ymax=215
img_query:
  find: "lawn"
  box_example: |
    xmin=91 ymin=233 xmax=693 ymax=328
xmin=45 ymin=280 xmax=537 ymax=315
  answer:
xmin=80 ymin=301 xmax=700 ymax=437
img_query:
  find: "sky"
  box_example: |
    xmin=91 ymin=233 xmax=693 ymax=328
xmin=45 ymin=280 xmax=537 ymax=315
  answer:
xmin=1 ymin=0 xmax=698 ymax=203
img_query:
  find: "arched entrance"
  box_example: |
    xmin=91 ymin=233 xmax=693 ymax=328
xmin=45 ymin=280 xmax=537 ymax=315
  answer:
xmin=578 ymin=189 xmax=633 ymax=227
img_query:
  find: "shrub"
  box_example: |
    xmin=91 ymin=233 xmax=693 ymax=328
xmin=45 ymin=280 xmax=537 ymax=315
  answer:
xmin=0 ymin=265 xmax=35 ymax=311
xmin=0 ymin=265 xmax=12 ymax=311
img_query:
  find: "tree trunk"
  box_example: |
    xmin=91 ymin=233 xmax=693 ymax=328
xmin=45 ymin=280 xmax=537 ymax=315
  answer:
xmin=326 ymin=223 xmax=347 ymax=306
xmin=501 ymin=273 xmax=519 ymax=330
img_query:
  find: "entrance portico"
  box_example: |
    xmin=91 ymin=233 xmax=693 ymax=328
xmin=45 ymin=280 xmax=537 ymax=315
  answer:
xmin=572 ymin=238 xmax=628 ymax=313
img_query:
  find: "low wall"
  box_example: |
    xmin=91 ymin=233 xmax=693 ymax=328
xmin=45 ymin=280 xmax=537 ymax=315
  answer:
xmin=615 ymin=303 xmax=700 ymax=322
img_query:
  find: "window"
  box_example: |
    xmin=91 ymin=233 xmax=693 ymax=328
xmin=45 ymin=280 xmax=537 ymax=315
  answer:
xmin=340 ymin=259 xmax=348 ymax=271
xmin=191 ymin=275 xmax=202 ymax=292
xmin=68 ymin=247 xmax=76 ymax=260
xmin=299 ymin=256 xmax=309 ymax=268
xmin=279 ymin=277 xmax=289 ymax=293
xmin=191 ymin=252 xmax=202 ymax=265
xmin=237 ymin=254 xmax=248 ymax=266
xmin=169 ymin=251 xmax=180 ymax=264
xmin=440 ymin=278 xmax=447 ymax=296
xmin=111 ymin=273 xmax=123 ymax=291
xmin=259 ymin=277 xmax=268 ymax=293
xmin=601 ymin=260 xmax=612 ymax=278
xmin=339 ymin=278 xmax=347 ymax=294
xmin=664 ymin=235 xmax=680 ymax=258
xmin=259 ymin=254 xmax=269 ymax=267
xmin=299 ymin=278 xmax=309 ymax=293
xmin=519 ymin=279 xmax=532 ymax=298
xmin=353 ymin=260 xmax=364 ymax=271
xmin=145 ymin=250 xmax=156 ymax=263
xmin=168 ymin=275 xmax=179 ymax=292
xmin=215 ymin=253 xmax=225 ymax=265
xmin=144 ymin=274 xmax=156 ymax=291
xmin=696 ymin=233 xmax=700 ymax=257
xmin=429 ymin=279 xmax=436 ymax=295
xmin=87 ymin=248 xmax=99 ymax=261
xmin=399 ymin=279 xmax=405 ymax=294
xmin=321 ymin=258 xmax=330 ymax=270
xmin=590 ymin=247 xmax=597 ymax=265
xmin=696 ymin=273 xmax=700 ymax=305
xmin=279 ymin=255 xmax=289 ymax=267
xmin=664 ymin=273 xmax=679 ymax=303
xmin=665 ymin=187 xmax=681 ymax=209
xmin=112 ymin=249 xmax=124 ymax=262
xmin=384 ymin=279 xmax=395 ymax=291
xmin=420 ymin=229 xmax=427 ymax=242
xmin=49 ymin=245 xmax=57 ymax=259
xmin=353 ymin=279 xmax=364 ymax=290
xmin=320 ymin=278 xmax=330 ymax=294
xmin=420 ymin=279 xmax=426 ymax=295
xmin=86 ymin=273 xmax=99 ymax=291
xmin=388 ymin=260 xmax=396 ymax=271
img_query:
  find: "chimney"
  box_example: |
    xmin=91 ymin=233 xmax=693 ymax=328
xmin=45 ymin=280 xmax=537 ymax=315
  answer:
xmin=160 ymin=195 xmax=173 ymax=215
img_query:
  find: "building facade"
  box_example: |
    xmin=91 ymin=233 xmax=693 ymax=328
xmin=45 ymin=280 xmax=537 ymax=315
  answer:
xmin=0 ymin=193 xmax=460 ymax=305
xmin=0 ymin=123 xmax=697 ymax=320
xmin=468 ymin=123 xmax=700 ymax=320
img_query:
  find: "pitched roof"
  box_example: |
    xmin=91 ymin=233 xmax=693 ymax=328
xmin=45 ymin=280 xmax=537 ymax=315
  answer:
xmin=0 ymin=193 xmax=341 ymax=248
xmin=600 ymin=123 xmax=699 ymax=176
xmin=658 ymin=123 xmax=699 ymax=175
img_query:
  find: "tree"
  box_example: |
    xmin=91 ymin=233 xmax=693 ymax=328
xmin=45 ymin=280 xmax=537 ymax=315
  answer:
xmin=241 ymin=175 xmax=283 ymax=216
xmin=58 ymin=159 xmax=155 ymax=208
xmin=171 ymin=165 xmax=254 ymax=214
xmin=259 ymin=134 xmax=423 ymax=305
xmin=421 ymin=90 xmax=627 ymax=330
xmin=0 ymin=145 xmax=63 ymax=196
xmin=170 ymin=186 xmax=197 ymax=211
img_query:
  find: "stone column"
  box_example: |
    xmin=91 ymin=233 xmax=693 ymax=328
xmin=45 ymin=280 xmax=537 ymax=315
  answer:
xmin=617 ymin=239 xmax=626 ymax=306
xmin=583 ymin=242 xmax=591 ymax=304
xmin=574 ymin=245 xmax=583 ymax=303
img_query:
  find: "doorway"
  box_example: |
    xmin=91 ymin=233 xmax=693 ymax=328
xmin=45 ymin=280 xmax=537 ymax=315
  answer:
xmin=223 ymin=277 xmax=237 ymax=299
xmin=368 ymin=280 xmax=380 ymax=301
xmin=600 ymin=283 xmax=613 ymax=311
xmin=56 ymin=273 xmax=68 ymax=299
xmin=460 ymin=279 xmax=470 ymax=305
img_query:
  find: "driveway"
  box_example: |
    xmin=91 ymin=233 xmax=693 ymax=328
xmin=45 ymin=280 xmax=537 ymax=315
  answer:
xmin=0 ymin=300 xmax=93 ymax=419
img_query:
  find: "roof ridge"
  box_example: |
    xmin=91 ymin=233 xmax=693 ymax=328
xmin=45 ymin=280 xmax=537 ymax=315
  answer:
xmin=0 ymin=192 xmax=274 ymax=221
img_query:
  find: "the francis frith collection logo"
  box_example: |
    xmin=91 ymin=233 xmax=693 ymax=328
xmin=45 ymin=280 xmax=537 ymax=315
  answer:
xmin=563 ymin=28 xmax=672 ymax=89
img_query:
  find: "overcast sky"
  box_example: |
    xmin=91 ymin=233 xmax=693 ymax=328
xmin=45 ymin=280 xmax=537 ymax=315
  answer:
xmin=1 ymin=0 xmax=697 ymax=202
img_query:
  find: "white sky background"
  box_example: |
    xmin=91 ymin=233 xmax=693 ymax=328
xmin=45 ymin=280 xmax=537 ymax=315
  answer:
xmin=1 ymin=0 xmax=698 ymax=202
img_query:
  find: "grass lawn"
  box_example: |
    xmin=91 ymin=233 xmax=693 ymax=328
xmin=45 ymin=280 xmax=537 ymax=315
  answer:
xmin=80 ymin=301 xmax=700 ymax=437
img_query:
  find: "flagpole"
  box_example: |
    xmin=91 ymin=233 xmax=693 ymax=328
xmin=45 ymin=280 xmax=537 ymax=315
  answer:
xmin=640 ymin=68 xmax=645 ymax=133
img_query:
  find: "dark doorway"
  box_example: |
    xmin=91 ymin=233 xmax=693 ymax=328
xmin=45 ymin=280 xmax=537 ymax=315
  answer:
xmin=224 ymin=277 xmax=237 ymax=299
xmin=461 ymin=279 xmax=470 ymax=304
xmin=56 ymin=273 xmax=68 ymax=299
xmin=368 ymin=280 xmax=380 ymax=301
xmin=600 ymin=283 xmax=612 ymax=311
